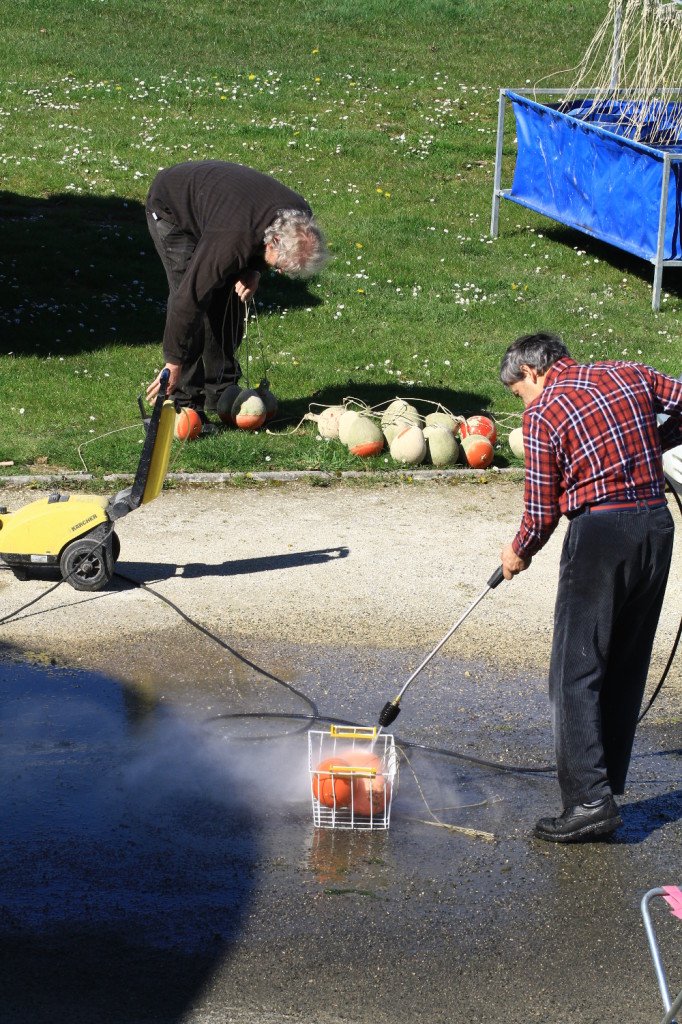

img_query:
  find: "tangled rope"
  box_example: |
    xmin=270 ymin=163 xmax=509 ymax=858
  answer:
xmin=558 ymin=0 xmax=682 ymax=145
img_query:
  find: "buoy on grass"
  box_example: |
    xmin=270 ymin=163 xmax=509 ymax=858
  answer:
xmin=232 ymin=389 xmax=267 ymax=430
xmin=381 ymin=399 xmax=423 ymax=432
xmin=390 ymin=424 xmax=426 ymax=465
xmin=338 ymin=409 xmax=362 ymax=445
xmin=346 ymin=416 xmax=384 ymax=458
xmin=216 ymin=384 xmax=243 ymax=425
xmin=317 ymin=405 xmax=345 ymax=439
xmin=423 ymin=424 xmax=459 ymax=466
xmin=257 ymin=380 xmax=278 ymax=421
xmin=461 ymin=433 xmax=495 ymax=468
xmin=508 ymin=426 xmax=525 ymax=460
xmin=424 ymin=411 xmax=460 ymax=435
xmin=461 ymin=414 xmax=497 ymax=445
xmin=174 ymin=407 xmax=202 ymax=441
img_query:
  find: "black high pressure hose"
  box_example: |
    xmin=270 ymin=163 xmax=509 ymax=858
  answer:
xmin=1 ymin=491 xmax=681 ymax=772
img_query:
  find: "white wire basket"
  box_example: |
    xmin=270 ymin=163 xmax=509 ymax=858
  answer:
xmin=308 ymin=725 xmax=398 ymax=830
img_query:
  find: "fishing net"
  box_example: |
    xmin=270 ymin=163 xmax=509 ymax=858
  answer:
xmin=560 ymin=0 xmax=682 ymax=145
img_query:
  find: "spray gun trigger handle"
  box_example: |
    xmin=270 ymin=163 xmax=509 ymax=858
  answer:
xmin=487 ymin=565 xmax=505 ymax=589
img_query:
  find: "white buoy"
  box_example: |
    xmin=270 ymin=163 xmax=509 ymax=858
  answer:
xmin=423 ymin=424 xmax=459 ymax=466
xmin=508 ymin=426 xmax=525 ymax=460
xmin=317 ymin=405 xmax=345 ymax=439
xmin=257 ymin=382 xmax=278 ymax=420
xmin=338 ymin=409 xmax=362 ymax=445
xmin=390 ymin=424 xmax=426 ymax=465
xmin=424 ymin=411 xmax=460 ymax=435
xmin=345 ymin=416 xmax=384 ymax=457
xmin=381 ymin=399 xmax=423 ymax=431
xmin=383 ymin=417 xmax=412 ymax=446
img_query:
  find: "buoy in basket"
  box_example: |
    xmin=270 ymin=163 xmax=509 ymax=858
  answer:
xmin=312 ymin=758 xmax=352 ymax=808
xmin=461 ymin=433 xmax=494 ymax=468
xmin=461 ymin=414 xmax=497 ymax=445
xmin=342 ymin=749 xmax=392 ymax=817
xmin=346 ymin=416 xmax=384 ymax=457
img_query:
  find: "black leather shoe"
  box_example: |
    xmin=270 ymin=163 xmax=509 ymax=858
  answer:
xmin=533 ymin=796 xmax=623 ymax=843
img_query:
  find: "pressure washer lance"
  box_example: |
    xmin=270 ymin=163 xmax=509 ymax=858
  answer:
xmin=375 ymin=565 xmax=506 ymax=739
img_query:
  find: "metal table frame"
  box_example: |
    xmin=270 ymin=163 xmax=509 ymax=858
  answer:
xmin=490 ymin=86 xmax=682 ymax=311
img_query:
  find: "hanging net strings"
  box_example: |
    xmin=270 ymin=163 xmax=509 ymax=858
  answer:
xmin=558 ymin=0 xmax=682 ymax=145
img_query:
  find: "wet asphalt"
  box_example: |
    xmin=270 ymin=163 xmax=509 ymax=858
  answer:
xmin=1 ymin=630 xmax=681 ymax=1024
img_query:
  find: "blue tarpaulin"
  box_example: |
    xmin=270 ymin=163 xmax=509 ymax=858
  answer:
xmin=507 ymin=91 xmax=682 ymax=261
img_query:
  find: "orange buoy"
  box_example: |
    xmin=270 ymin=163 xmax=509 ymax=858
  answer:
xmin=350 ymin=440 xmax=385 ymax=457
xmin=312 ymin=757 xmax=352 ymax=808
xmin=232 ymin=389 xmax=267 ymax=431
xmin=341 ymin=749 xmax=391 ymax=817
xmin=174 ymin=407 xmax=202 ymax=441
xmin=461 ymin=414 xmax=497 ymax=445
xmin=461 ymin=433 xmax=495 ymax=468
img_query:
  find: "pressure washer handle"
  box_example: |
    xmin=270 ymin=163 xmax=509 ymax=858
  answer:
xmin=158 ymin=367 xmax=170 ymax=399
xmin=487 ymin=565 xmax=505 ymax=589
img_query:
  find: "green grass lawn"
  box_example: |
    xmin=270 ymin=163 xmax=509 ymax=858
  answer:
xmin=1 ymin=0 xmax=680 ymax=476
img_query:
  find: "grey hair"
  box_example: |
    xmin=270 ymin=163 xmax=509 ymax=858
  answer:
xmin=499 ymin=332 xmax=571 ymax=386
xmin=263 ymin=209 xmax=330 ymax=277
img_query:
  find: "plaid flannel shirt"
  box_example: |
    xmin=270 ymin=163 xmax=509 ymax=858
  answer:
xmin=512 ymin=358 xmax=682 ymax=559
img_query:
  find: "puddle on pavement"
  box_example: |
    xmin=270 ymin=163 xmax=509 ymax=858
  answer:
xmin=2 ymin=642 xmax=682 ymax=1023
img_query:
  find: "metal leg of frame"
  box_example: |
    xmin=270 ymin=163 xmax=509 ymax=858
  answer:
xmin=652 ymin=153 xmax=671 ymax=312
xmin=490 ymin=89 xmax=507 ymax=239
xmin=662 ymin=988 xmax=682 ymax=1024
xmin=641 ymin=887 xmax=679 ymax=1022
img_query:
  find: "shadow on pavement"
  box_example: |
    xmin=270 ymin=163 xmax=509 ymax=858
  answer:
xmin=0 ymin=656 xmax=259 ymax=1024
xmin=116 ymin=544 xmax=350 ymax=583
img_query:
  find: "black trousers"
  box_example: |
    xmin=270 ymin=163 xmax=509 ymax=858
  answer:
xmin=549 ymin=502 xmax=674 ymax=807
xmin=146 ymin=210 xmax=243 ymax=410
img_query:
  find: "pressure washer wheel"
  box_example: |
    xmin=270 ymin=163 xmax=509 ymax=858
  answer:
xmin=59 ymin=525 xmax=119 ymax=592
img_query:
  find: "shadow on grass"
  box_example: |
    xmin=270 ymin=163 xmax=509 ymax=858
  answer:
xmin=0 ymin=190 xmax=322 ymax=358
xmin=538 ymin=222 xmax=682 ymax=301
xmin=0 ymin=649 xmax=259 ymax=1024
xmin=274 ymin=381 xmax=493 ymax=423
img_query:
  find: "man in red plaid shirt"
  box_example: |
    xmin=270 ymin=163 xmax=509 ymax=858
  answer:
xmin=500 ymin=332 xmax=682 ymax=843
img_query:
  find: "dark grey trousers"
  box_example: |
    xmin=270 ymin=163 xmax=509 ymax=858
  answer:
xmin=146 ymin=210 xmax=243 ymax=410
xmin=549 ymin=502 xmax=674 ymax=807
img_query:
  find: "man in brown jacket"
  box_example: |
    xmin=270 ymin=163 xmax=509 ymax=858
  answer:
xmin=145 ymin=161 xmax=328 ymax=417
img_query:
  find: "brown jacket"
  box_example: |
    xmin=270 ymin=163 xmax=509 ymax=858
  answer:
xmin=146 ymin=160 xmax=311 ymax=362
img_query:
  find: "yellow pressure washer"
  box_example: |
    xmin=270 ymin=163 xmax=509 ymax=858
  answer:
xmin=0 ymin=370 xmax=174 ymax=592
